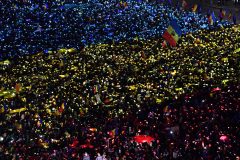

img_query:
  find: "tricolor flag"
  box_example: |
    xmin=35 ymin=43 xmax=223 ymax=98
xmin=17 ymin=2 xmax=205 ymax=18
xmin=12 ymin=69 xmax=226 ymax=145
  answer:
xmin=162 ymin=19 xmax=182 ymax=47
xmin=59 ymin=102 xmax=65 ymax=113
xmin=192 ymin=4 xmax=198 ymax=12
xmin=208 ymin=12 xmax=216 ymax=25
xmin=161 ymin=40 xmax=167 ymax=48
xmin=228 ymin=11 xmax=232 ymax=20
xmin=112 ymin=129 xmax=116 ymax=136
xmin=182 ymin=0 xmax=188 ymax=10
xmin=15 ymin=83 xmax=21 ymax=94
xmin=37 ymin=115 xmax=43 ymax=127
xmin=93 ymin=85 xmax=99 ymax=94
xmin=163 ymin=106 xmax=169 ymax=113
xmin=220 ymin=9 xmax=226 ymax=19
xmin=109 ymin=128 xmax=118 ymax=137
xmin=208 ymin=15 xmax=213 ymax=25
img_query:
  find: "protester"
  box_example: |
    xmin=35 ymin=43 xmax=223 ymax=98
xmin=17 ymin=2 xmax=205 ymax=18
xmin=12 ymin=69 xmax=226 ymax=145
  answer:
xmin=83 ymin=152 xmax=91 ymax=160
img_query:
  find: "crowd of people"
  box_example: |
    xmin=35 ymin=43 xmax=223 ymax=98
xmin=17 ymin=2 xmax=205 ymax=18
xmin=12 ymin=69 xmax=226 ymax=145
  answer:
xmin=1 ymin=0 xmax=240 ymax=159
xmin=0 ymin=0 xmax=231 ymax=60
xmin=1 ymin=19 xmax=240 ymax=159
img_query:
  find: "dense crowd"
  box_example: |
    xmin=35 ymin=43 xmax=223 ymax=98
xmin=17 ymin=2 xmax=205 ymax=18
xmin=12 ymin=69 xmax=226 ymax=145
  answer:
xmin=0 ymin=0 xmax=231 ymax=60
xmin=1 ymin=0 xmax=240 ymax=159
xmin=1 ymin=22 xmax=240 ymax=159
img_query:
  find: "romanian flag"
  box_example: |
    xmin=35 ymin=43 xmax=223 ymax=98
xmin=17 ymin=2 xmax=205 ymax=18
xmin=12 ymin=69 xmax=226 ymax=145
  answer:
xmin=162 ymin=19 xmax=182 ymax=47
xmin=182 ymin=0 xmax=188 ymax=10
xmin=109 ymin=129 xmax=117 ymax=137
xmin=228 ymin=12 xmax=232 ymax=20
xmin=15 ymin=83 xmax=21 ymax=94
xmin=112 ymin=129 xmax=116 ymax=136
xmin=161 ymin=40 xmax=167 ymax=48
xmin=59 ymin=102 xmax=65 ymax=113
xmin=208 ymin=15 xmax=213 ymax=25
xmin=220 ymin=10 xmax=226 ymax=19
xmin=93 ymin=85 xmax=100 ymax=94
xmin=163 ymin=106 xmax=169 ymax=113
xmin=208 ymin=12 xmax=216 ymax=25
xmin=192 ymin=4 xmax=198 ymax=12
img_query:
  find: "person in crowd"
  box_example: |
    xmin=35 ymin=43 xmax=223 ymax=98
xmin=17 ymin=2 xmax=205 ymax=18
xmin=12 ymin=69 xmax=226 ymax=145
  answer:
xmin=83 ymin=152 xmax=91 ymax=160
